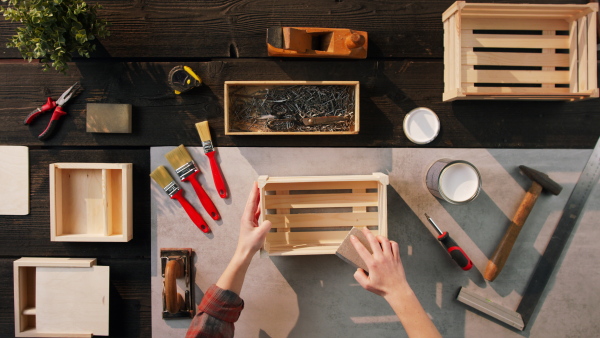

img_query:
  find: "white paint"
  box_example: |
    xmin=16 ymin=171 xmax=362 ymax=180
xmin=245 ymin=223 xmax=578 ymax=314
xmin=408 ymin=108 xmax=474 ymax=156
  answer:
xmin=403 ymin=107 xmax=440 ymax=144
xmin=439 ymin=163 xmax=480 ymax=202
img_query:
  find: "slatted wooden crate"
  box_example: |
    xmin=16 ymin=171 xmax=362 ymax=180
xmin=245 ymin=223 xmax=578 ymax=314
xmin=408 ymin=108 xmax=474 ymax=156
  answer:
xmin=258 ymin=173 xmax=388 ymax=256
xmin=443 ymin=1 xmax=598 ymax=101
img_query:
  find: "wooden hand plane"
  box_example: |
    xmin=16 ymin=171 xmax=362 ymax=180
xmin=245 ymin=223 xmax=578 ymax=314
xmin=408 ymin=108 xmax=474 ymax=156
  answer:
xmin=267 ymin=26 xmax=367 ymax=59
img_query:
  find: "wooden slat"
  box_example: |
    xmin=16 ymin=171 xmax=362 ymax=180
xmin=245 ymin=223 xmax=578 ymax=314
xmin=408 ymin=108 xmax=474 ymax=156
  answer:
xmin=578 ymin=15 xmax=589 ymax=92
xmin=264 ymin=192 xmax=378 ymax=209
xmin=586 ymin=11 xmax=598 ymax=93
xmin=570 ymin=20 xmax=579 ymax=92
xmin=265 ymin=212 xmax=379 ymax=228
xmin=266 ymin=230 xmax=377 ymax=245
xmin=462 ymin=50 xmax=569 ymax=67
xmin=462 ymin=69 xmax=569 ymax=84
xmin=462 ymin=32 xmax=569 ymax=49
xmin=461 ymin=18 xmax=569 ymax=31
xmin=464 ymin=87 xmax=570 ymax=95
xmin=264 ymin=180 xmax=378 ymax=192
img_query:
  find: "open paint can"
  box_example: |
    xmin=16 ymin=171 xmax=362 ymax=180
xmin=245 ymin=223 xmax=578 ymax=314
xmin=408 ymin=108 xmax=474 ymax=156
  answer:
xmin=426 ymin=159 xmax=481 ymax=204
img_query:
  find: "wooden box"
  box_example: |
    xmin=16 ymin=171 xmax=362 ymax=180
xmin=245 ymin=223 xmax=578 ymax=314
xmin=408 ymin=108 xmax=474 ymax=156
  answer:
xmin=224 ymin=81 xmax=360 ymax=135
xmin=258 ymin=173 xmax=388 ymax=256
xmin=13 ymin=257 xmax=109 ymax=337
xmin=443 ymin=1 xmax=598 ymax=101
xmin=50 ymin=163 xmax=133 ymax=242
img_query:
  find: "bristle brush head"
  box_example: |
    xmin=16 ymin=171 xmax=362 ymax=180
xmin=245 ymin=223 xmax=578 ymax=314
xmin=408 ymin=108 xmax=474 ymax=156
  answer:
xmin=195 ymin=121 xmax=212 ymax=142
xmin=165 ymin=144 xmax=193 ymax=168
xmin=150 ymin=165 xmax=175 ymax=188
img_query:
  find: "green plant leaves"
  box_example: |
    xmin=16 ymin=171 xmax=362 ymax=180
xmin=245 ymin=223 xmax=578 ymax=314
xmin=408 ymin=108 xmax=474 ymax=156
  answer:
xmin=1 ymin=0 xmax=110 ymax=73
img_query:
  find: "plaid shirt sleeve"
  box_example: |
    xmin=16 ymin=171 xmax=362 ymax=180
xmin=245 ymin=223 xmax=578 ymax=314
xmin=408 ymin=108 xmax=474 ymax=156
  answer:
xmin=186 ymin=284 xmax=245 ymax=338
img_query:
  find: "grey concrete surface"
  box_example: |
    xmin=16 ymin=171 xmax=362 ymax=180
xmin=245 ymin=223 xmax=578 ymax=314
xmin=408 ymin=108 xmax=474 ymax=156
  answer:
xmin=151 ymin=147 xmax=599 ymax=338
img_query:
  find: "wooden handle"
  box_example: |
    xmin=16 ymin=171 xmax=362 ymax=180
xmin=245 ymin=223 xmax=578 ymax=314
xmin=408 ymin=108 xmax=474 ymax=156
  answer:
xmin=484 ymin=181 xmax=543 ymax=281
xmin=164 ymin=259 xmax=183 ymax=314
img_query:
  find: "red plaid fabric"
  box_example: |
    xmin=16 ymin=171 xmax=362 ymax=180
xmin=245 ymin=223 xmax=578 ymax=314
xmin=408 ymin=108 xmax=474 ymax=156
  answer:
xmin=186 ymin=284 xmax=244 ymax=338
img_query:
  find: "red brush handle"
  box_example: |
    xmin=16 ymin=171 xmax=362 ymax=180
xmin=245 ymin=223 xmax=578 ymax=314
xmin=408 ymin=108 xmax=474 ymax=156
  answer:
xmin=187 ymin=172 xmax=220 ymax=220
xmin=171 ymin=190 xmax=211 ymax=233
xmin=206 ymin=151 xmax=228 ymax=198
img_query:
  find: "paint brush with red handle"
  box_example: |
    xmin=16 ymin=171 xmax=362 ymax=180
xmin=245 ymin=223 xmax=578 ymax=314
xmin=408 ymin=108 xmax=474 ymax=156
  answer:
xmin=195 ymin=121 xmax=228 ymax=198
xmin=150 ymin=165 xmax=210 ymax=233
xmin=165 ymin=145 xmax=220 ymax=220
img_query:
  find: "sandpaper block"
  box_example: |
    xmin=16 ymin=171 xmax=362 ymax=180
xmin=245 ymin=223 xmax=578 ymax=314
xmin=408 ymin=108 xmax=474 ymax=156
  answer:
xmin=86 ymin=103 xmax=132 ymax=133
xmin=336 ymin=227 xmax=373 ymax=272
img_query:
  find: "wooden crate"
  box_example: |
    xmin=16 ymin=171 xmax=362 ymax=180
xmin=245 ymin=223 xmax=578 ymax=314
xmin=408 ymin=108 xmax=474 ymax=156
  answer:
xmin=50 ymin=163 xmax=133 ymax=242
xmin=13 ymin=257 xmax=109 ymax=337
xmin=443 ymin=1 xmax=598 ymax=101
xmin=258 ymin=173 xmax=388 ymax=256
xmin=224 ymin=81 xmax=359 ymax=135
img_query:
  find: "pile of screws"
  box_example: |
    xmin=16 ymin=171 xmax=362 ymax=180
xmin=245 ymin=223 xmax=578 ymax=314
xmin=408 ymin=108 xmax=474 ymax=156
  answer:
xmin=229 ymin=85 xmax=356 ymax=132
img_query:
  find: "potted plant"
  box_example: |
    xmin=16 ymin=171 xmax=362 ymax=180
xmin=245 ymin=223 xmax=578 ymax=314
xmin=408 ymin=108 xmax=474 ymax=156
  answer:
xmin=1 ymin=0 xmax=110 ymax=73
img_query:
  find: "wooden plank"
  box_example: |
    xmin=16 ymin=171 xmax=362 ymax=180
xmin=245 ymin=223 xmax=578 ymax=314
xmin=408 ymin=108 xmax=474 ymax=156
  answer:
xmin=570 ymin=20 xmax=579 ymax=93
xmin=266 ymin=230 xmax=377 ymax=245
xmin=36 ymin=266 xmax=109 ymax=336
xmin=0 ymin=60 xmax=598 ymax=148
xmin=461 ymin=18 xmax=569 ymax=31
xmin=264 ymin=180 xmax=378 ymax=192
xmin=578 ymin=15 xmax=589 ymax=92
xmin=462 ymin=69 xmax=569 ymax=84
xmin=0 ymin=146 xmax=29 ymax=215
xmin=462 ymin=32 xmax=569 ymax=49
xmin=264 ymin=192 xmax=378 ymax=209
xmin=462 ymin=50 xmax=569 ymax=67
xmin=265 ymin=212 xmax=379 ymax=228
xmin=542 ymin=30 xmax=555 ymax=89
xmin=587 ymin=11 xmax=598 ymax=95
xmin=464 ymin=87 xmax=570 ymax=95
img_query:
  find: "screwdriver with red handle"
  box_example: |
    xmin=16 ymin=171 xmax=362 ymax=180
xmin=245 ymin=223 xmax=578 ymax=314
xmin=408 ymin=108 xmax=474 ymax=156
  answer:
xmin=425 ymin=213 xmax=473 ymax=271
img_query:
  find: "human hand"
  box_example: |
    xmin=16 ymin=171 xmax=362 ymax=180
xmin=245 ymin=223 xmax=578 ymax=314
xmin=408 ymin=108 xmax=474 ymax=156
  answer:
xmin=235 ymin=181 xmax=272 ymax=259
xmin=351 ymin=227 xmax=408 ymax=299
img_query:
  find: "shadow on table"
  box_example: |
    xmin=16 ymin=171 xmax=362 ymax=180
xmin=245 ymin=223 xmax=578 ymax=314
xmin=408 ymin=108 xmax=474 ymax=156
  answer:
xmin=269 ymin=186 xmax=470 ymax=337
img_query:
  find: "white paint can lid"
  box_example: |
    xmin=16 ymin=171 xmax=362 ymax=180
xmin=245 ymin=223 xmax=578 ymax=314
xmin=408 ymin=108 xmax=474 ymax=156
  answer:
xmin=403 ymin=107 xmax=440 ymax=144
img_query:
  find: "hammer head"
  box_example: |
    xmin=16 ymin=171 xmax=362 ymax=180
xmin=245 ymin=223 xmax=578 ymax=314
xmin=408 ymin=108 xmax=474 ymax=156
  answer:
xmin=519 ymin=165 xmax=562 ymax=195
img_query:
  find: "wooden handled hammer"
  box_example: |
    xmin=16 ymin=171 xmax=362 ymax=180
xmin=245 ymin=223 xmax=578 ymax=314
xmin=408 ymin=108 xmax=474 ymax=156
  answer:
xmin=484 ymin=165 xmax=562 ymax=282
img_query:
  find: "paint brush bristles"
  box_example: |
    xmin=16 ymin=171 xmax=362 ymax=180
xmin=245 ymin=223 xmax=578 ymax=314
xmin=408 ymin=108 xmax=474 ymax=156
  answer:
xmin=195 ymin=121 xmax=214 ymax=153
xmin=165 ymin=145 xmax=198 ymax=181
xmin=150 ymin=165 xmax=180 ymax=197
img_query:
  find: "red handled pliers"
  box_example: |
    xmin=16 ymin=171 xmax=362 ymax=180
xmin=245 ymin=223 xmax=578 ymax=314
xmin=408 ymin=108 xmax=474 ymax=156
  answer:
xmin=24 ymin=82 xmax=80 ymax=140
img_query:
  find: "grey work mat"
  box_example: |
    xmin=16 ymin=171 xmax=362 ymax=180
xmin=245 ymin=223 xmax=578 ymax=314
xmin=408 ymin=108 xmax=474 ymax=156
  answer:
xmin=151 ymin=147 xmax=599 ymax=338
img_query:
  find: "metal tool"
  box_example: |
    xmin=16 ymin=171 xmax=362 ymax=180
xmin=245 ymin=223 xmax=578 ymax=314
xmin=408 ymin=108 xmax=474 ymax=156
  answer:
xmin=161 ymin=248 xmax=194 ymax=319
xmin=425 ymin=214 xmax=473 ymax=270
xmin=484 ymin=165 xmax=562 ymax=281
xmin=168 ymin=66 xmax=202 ymax=94
xmin=458 ymin=137 xmax=600 ymax=330
xmin=24 ymin=82 xmax=80 ymax=140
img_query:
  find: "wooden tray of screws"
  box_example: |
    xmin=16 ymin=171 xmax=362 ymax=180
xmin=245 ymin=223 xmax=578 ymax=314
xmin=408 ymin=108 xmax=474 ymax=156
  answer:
xmin=224 ymin=81 xmax=359 ymax=135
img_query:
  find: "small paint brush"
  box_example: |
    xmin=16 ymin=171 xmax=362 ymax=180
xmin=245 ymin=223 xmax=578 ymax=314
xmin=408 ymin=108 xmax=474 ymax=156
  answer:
xmin=150 ymin=165 xmax=210 ymax=233
xmin=195 ymin=121 xmax=228 ymax=198
xmin=165 ymin=145 xmax=220 ymax=220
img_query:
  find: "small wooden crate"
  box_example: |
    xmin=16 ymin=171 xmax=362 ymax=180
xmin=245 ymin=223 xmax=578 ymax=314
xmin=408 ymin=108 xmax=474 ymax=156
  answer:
xmin=13 ymin=257 xmax=109 ymax=337
xmin=50 ymin=163 xmax=133 ymax=242
xmin=258 ymin=173 xmax=388 ymax=256
xmin=224 ymin=81 xmax=359 ymax=135
xmin=443 ymin=1 xmax=598 ymax=101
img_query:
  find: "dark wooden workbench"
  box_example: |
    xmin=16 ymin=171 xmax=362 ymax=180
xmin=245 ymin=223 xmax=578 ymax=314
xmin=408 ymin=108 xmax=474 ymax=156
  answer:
xmin=0 ymin=0 xmax=598 ymax=337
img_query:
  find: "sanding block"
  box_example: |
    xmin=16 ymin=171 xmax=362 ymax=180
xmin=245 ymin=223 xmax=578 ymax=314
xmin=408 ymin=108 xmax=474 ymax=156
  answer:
xmin=86 ymin=103 xmax=132 ymax=133
xmin=335 ymin=227 xmax=373 ymax=272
